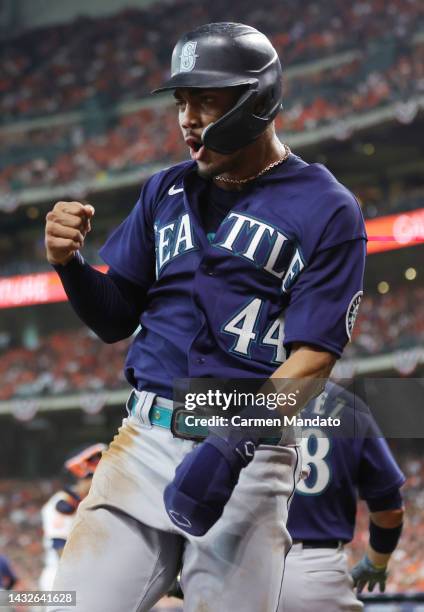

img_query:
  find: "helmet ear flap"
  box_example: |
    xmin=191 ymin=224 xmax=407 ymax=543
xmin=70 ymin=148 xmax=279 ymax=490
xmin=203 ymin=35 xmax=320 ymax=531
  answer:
xmin=202 ymin=87 xmax=262 ymax=154
xmin=253 ymin=93 xmax=268 ymax=117
xmin=253 ymin=75 xmax=283 ymax=120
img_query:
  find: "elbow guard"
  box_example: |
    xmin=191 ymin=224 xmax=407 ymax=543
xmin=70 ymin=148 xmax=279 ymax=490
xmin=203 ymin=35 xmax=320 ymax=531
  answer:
xmin=369 ymin=520 xmax=403 ymax=554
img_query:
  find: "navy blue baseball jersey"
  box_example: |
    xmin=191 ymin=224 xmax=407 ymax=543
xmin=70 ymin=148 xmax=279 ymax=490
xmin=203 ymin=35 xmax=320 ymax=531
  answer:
xmin=99 ymin=154 xmax=367 ymax=397
xmin=287 ymin=383 xmax=405 ymax=542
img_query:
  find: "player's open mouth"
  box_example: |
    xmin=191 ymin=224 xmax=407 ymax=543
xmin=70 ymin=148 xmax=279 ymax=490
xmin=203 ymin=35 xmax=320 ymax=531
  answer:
xmin=186 ymin=138 xmax=206 ymax=161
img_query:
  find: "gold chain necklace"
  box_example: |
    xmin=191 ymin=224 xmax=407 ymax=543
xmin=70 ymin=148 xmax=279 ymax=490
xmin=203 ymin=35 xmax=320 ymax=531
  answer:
xmin=215 ymin=144 xmax=291 ymax=185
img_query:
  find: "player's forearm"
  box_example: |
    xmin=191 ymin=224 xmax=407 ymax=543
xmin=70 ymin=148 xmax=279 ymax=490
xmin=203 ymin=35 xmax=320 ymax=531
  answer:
xmin=53 ymin=254 xmax=141 ymax=342
xmin=272 ymin=344 xmax=335 ymax=379
xmin=265 ymin=344 xmax=336 ymax=418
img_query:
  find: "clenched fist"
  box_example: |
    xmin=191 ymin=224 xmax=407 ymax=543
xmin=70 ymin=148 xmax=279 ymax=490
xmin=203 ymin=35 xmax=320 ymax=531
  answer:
xmin=45 ymin=201 xmax=95 ymax=266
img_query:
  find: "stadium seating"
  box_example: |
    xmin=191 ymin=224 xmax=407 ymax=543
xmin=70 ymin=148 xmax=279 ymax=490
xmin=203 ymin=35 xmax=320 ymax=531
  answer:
xmin=0 ymin=0 xmax=423 ymax=197
xmin=1 ymin=0 xmax=422 ymax=122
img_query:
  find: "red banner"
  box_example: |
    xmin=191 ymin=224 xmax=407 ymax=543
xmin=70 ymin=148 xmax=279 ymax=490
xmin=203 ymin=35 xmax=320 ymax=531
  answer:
xmin=0 ymin=208 xmax=423 ymax=309
xmin=0 ymin=266 xmax=107 ymax=309
xmin=366 ymin=208 xmax=424 ymax=254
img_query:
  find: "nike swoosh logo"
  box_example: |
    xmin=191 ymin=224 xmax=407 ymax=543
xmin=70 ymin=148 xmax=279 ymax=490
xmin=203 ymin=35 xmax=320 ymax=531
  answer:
xmin=168 ymin=184 xmax=184 ymax=195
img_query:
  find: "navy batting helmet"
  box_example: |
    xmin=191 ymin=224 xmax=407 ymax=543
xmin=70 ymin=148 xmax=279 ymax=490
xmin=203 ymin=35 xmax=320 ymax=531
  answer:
xmin=153 ymin=22 xmax=283 ymax=154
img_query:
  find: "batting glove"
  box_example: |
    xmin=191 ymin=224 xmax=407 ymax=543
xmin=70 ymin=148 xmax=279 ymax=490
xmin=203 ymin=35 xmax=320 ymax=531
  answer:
xmin=351 ymin=554 xmax=388 ymax=593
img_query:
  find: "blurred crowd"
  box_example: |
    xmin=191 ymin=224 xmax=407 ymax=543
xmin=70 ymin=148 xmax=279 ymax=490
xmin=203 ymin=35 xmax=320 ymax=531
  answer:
xmin=0 ymin=329 xmax=130 ymax=402
xmin=0 ymin=478 xmax=55 ymax=590
xmin=346 ymin=285 xmax=424 ymax=357
xmin=1 ymin=0 xmax=423 ymax=198
xmin=0 ymin=285 xmax=422 ymax=402
xmin=348 ymin=452 xmax=424 ymax=592
xmin=1 ymin=450 xmax=423 ymax=593
xmin=1 ymin=0 xmax=422 ymax=122
xmin=2 ymin=43 xmax=423 ymax=196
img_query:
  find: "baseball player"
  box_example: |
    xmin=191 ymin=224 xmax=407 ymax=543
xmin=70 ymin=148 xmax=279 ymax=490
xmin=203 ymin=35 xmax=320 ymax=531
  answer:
xmin=39 ymin=444 xmax=106 ymax=591
xmin=281 ymin=383 xmax=405 ymax=612
xmin=44 ymin=23 xmax=366 ymax=612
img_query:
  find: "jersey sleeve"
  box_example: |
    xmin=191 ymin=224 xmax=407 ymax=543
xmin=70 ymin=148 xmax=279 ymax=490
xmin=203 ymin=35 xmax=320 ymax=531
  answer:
xmin=283 ymin=238 xmax=366 ymax=357
xmin=358 ymin=436 xmax=406 ymax=501
xmin=99 ymin=177 xmax=157 ymax=289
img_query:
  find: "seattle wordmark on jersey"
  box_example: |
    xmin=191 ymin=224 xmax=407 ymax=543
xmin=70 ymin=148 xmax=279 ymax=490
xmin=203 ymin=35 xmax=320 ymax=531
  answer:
xmin=100 ymin=154 xmax=367 ymax=398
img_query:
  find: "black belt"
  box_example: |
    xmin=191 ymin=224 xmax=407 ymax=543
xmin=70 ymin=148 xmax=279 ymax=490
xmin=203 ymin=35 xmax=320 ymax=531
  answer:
xmin=292 ymin=539 xmax=344 ymax=549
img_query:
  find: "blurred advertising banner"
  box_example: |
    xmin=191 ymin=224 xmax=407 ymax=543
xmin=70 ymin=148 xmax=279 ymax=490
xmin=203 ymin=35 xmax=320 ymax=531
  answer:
xmin=366 ymin=207 xmax=424 ymax=254
xmin=0 ymin=265 xmax=107 ymax=308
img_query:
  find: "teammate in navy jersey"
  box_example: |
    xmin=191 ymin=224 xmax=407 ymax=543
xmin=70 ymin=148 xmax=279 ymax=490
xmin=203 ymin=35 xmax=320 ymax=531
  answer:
xmin=281 ymin=383 xmax=405 ymax=611
xmin=45 ymin=23 xmax=366 ymax=612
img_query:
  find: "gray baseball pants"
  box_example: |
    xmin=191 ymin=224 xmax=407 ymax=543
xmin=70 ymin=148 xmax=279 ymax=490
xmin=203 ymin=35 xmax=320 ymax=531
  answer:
xmin=280 ymin=543 xmax=363 ymax=611
xmin=52 ymin=392 xmax=301 ymax=612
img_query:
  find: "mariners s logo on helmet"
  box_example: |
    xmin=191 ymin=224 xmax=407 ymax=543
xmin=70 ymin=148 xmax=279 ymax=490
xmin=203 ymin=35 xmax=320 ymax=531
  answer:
xmin=179 ymin=41 xmax=198 ymax=72
xmin=346 ymin=291 xmax=363 ymax=339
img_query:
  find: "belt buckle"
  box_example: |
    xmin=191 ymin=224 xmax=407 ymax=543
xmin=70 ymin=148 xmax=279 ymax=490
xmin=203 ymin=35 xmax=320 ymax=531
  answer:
xmin=170 ymin=408 xmax=208 ymax=442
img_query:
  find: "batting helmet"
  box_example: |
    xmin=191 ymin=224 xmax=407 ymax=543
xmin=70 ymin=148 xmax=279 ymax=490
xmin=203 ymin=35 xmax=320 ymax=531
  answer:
xmin=153 ymin=22 xmax=283 ymax=154
xmin=63 ymin=442 xmax=106 ymax=483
